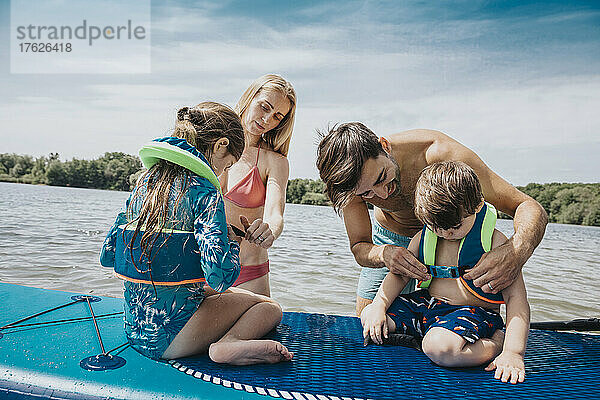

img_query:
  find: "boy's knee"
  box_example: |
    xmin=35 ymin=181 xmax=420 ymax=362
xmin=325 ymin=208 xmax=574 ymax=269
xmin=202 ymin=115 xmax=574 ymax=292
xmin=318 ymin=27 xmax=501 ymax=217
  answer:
xmin=422 ymin=328 xmax=464 ymax=366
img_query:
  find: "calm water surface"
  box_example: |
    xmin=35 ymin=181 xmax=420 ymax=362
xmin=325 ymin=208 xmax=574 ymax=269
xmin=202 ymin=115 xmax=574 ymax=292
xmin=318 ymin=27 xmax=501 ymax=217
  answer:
xmin=0 ymin=182 xmax=598 ymax=321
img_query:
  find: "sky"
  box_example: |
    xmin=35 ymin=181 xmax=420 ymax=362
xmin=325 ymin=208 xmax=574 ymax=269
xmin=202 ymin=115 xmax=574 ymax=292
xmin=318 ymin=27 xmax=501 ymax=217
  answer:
xmin=1 ymin=0 xmax=599 ymax=185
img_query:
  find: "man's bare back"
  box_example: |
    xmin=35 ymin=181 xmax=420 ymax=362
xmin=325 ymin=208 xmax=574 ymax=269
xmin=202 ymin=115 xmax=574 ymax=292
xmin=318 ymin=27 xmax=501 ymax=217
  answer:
xmin=364 ymin=129 xmax=461 ymax=236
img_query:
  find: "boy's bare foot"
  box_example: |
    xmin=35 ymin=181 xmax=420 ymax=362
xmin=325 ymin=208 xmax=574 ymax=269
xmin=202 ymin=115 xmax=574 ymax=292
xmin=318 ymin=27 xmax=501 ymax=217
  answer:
xmin=208 ymin=339 xmax=294 ymax=365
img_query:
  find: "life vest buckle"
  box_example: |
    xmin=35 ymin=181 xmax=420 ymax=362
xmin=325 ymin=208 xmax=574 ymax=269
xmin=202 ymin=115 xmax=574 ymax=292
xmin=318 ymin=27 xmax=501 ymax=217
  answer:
xmin=425 ymin=265 xmax=467 ymax=279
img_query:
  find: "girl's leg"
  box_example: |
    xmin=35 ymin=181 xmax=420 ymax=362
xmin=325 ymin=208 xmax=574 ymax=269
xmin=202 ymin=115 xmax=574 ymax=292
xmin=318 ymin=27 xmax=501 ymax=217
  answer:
xmin=161 ymin=287 xmax=292 ymax=365
xmin=422 ymin=327 xmax=504 ymax=367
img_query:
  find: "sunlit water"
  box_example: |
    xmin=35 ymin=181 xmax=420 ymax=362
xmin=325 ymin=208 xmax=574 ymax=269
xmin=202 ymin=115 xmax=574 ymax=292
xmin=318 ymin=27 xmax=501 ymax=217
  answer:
xmin=0 ymin=182 xmax=598 ymax=322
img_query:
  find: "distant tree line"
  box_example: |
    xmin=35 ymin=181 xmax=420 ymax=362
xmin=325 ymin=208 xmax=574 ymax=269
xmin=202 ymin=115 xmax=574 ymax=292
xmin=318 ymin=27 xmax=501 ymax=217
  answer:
xmin=513 ymin=183 xmax=600 ymax=226
xmin=0 ymin=152 xmax=141 ymax=192
xmin=2 ymin=152 xmax=598 ymax=226
xmin=286 ymin=178 xmax=329 ymax=206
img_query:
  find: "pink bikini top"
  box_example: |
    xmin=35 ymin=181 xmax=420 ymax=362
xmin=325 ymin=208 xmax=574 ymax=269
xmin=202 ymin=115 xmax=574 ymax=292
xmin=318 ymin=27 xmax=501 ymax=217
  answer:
xmin=224 ymin=146 xmax=266 ymax=208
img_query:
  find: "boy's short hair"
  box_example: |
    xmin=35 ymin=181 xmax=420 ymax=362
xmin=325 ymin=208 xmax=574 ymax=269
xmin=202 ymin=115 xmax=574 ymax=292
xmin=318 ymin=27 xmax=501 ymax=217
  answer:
xmin=414 ymin=161 xmax=484 ymax=230
xmin=316 ymin=122 xmax=386 ymax=213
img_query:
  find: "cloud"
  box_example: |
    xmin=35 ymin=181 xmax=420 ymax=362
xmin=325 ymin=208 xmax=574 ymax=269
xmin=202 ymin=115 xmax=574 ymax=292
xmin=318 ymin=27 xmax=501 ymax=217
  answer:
xmin=287 ymin=74 xmax=600 ymax=181
xmin=1 ymin=0 xmax=599 ymax=185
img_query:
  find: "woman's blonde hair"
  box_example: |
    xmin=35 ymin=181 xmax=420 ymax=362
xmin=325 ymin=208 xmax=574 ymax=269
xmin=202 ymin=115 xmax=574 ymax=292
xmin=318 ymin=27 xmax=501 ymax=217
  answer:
xmin=235 ymin=74 xmax=296 ymax=156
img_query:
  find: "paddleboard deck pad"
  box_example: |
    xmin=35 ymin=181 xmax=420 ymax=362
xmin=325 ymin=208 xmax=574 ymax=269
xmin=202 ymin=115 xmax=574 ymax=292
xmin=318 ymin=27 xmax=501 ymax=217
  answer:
xmin=1 ymin=282 xmax=599 ymax=400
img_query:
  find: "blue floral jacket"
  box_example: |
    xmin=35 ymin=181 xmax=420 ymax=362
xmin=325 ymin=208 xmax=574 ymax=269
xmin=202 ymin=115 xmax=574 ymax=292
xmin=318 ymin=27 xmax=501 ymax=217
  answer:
xmin=100 ymin=139 xmax=240 ymax=292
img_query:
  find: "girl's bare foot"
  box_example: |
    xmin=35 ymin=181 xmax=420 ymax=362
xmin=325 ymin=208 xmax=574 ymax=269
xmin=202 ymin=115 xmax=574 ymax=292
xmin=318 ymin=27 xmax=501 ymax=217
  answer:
xmin=208 ymin=339 xmax=293 ymax=365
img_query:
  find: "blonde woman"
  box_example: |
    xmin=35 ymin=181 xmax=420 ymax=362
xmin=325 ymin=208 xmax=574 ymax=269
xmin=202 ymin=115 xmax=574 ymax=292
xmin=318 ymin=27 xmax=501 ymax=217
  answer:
xmin=221 ymin=74 xmax=297 ymax=296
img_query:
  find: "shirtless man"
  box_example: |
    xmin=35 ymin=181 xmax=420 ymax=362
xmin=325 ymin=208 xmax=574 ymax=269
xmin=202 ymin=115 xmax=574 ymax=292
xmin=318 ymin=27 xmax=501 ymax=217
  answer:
xmin=316 ymin=123 xmax=547 ymax=316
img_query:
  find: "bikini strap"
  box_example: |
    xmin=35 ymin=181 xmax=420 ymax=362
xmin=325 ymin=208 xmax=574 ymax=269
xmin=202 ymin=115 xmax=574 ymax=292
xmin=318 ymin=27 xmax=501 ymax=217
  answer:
xmin=255 ymin=145 xmax=261 ymax=165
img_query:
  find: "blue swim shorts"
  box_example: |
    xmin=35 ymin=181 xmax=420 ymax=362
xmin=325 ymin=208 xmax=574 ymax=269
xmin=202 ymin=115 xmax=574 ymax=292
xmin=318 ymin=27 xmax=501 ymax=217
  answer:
xmin=123 ymin=281 xmax=206 ymax=360
xmin=386 ymin=289 xmax=505 ymax=343
xmin=356 ymin=221 xmax=416 ymax=300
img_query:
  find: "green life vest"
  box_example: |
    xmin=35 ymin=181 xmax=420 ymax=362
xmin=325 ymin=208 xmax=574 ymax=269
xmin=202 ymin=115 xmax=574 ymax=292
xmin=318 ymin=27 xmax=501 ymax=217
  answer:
xmin=417 ymin=202 xmax=504 ymax=304
xmin=139 ymin=139 xmax=221 ymax=193
xmin=113 ymin=137 xmax=224 ymax=286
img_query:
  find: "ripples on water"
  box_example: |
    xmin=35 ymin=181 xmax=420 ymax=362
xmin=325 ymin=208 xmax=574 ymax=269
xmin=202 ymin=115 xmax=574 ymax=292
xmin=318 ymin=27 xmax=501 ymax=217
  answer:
xmin=0 ymin=182 xmax=598 ymax=321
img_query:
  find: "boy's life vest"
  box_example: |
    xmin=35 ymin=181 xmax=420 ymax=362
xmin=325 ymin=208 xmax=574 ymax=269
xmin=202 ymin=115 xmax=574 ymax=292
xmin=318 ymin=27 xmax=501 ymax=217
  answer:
xmin=417 ymin=202 xmax=505 ymax=304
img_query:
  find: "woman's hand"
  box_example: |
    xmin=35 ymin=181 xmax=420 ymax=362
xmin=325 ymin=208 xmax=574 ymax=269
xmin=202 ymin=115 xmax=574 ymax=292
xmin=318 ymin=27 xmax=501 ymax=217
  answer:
xmin=485 ymin=351 xmax=526 ymax=384
xmin=360 ymin=302 xmax=389 ymax=346
xmin=240 ymin=216 xmax=274 ymax=249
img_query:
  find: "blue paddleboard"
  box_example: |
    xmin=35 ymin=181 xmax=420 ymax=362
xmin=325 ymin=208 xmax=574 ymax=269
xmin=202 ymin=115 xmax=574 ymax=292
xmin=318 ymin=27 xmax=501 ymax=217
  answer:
xmin=1 ymin=282 xmax=599 ymax=400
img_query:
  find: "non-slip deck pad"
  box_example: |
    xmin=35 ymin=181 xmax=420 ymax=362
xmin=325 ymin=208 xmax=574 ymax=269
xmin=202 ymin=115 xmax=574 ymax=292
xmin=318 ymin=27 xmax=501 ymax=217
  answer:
xmin=171 ymin=312 xmax=600 ymax=400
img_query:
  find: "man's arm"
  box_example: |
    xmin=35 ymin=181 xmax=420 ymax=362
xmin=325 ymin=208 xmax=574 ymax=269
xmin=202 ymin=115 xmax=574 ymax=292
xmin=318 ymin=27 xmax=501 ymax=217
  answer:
xmin=343 ymin=196 xmax=429 ymax=281
xmin=427 ymin=135 xmax=548 ymax=293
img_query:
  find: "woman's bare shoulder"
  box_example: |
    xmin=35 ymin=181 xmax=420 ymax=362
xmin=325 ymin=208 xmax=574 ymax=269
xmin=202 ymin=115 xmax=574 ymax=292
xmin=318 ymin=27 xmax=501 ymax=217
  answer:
xmin=260 ymin=147 xmax=288 ymax=166
xmin=260 ymin=147 xmax=289 ymax=181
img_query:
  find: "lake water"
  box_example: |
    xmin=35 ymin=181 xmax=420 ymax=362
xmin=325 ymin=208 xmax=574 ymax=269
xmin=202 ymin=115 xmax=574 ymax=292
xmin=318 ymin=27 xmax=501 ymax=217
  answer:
xmin=0 ymin=182 xmax=598 ymax=322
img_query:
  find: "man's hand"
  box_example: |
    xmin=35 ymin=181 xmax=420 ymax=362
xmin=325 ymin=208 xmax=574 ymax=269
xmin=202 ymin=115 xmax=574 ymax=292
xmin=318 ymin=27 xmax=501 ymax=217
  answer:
xmin=381 ymin=244 xmax=430 ymax=281
xmin=463 ymin=240 xmax=522 ymax=294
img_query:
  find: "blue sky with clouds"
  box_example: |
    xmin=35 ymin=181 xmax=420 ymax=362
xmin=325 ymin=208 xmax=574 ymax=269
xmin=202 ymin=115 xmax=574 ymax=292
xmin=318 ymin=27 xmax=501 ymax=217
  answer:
xmin=1 ymin=0 xmax=599 ymax=185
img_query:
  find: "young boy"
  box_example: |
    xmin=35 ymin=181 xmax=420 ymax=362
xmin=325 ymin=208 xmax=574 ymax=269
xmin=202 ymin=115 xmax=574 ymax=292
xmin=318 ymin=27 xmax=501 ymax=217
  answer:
xmin=360 ymin=161 xmax=530 ymax=384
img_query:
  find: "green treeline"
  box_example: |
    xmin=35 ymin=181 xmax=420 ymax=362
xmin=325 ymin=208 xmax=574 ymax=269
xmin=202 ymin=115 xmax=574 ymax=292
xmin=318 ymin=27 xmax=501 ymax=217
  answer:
xmin=516 ymin=183 xmax=600 ymax=226
xmin=0 ymin=152 xmax=332 ymax=205
xmin=2 ymin=152 xmax=599 ymax=226
xmin=0 ymin=152 xmax=141 ymax=192
xmin=288 ymin=180 xmax=600 ymax=226
xmin=286 ymin=178 xmax=329 ymax=206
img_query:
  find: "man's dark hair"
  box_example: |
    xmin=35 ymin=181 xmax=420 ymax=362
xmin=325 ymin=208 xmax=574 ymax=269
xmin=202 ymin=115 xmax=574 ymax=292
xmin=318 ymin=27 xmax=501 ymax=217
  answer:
xmin=316 ymin=122 xmax=385 ymax=213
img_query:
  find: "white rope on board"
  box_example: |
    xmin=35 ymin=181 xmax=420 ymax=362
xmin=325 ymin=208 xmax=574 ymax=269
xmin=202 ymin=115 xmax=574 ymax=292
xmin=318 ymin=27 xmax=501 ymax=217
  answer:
xmin=167 ymin=360 xmax=367 ymax=400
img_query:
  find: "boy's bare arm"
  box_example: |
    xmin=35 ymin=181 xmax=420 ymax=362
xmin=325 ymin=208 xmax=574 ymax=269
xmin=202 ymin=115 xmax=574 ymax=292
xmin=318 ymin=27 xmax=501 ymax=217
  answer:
xmin=486 ymin=272 xmax=529 ymax=383
xmin=373 ymin=232 xmax=421 ymax=307
xmin=362 ymin=270 xmax=409 ymax=344
xmin=500 ymin=273 xmax=530 ymax=356
xmin=485 ymin=229 xmax=530 ymax=383
xmin=373 ymin=267 xmax=411 ymax=309
xmin=361 ymin=234 xmax=418 ymax=344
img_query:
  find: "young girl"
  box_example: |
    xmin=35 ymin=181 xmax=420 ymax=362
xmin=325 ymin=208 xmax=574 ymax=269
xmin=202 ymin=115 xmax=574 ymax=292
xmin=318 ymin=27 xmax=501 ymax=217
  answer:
xmin=221 ymin=74 xmax=297 ymax=296
xmin=100 ymin=102 xmax=293 ymax=365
